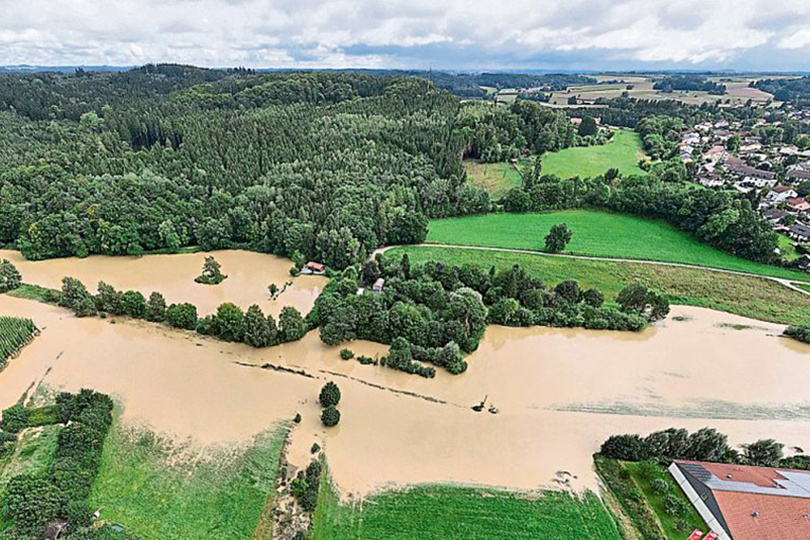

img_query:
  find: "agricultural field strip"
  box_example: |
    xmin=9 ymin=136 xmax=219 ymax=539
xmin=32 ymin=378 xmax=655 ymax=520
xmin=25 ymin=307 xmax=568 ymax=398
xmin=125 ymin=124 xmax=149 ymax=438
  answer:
xmin=373 ymin=244 xmax=810 ymax=296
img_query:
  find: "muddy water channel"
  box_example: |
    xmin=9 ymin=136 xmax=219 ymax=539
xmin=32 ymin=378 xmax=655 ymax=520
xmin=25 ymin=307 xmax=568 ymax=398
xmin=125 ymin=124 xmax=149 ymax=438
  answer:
xmin=1 ymin=250 xmax=810 ymax=498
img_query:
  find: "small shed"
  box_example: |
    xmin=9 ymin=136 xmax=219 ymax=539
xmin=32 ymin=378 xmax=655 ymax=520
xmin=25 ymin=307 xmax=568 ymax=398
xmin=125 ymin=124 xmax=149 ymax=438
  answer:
xmin=302 ymin=261 xmax=325 ymax=275
xmin=372 ymin=278 xmax=385 ymax=292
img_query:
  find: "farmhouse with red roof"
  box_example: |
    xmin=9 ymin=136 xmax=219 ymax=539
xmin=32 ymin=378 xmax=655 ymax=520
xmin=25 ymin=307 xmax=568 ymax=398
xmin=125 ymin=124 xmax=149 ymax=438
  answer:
xmin=669 ymin=460 xmax=810 ymax=540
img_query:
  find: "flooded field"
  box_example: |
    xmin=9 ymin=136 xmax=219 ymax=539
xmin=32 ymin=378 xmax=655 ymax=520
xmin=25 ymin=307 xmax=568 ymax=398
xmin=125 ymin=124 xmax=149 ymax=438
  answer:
xmin=0 ymin=249 xmax=327 ymax=317
xmin=1 ymin=250 xmax=810 ymax=498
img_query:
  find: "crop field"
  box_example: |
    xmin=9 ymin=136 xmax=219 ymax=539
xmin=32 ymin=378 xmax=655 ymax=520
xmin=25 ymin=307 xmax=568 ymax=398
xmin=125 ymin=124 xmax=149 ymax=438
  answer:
xmin=426 ymin=210 xmax=810 ymax=282
xmin=89 ymin=420 xmax=289 ymax=540
xmin=538 ymin=130 xmax=646 ymax=178
xmin=312 ymin=481 xmax=623 ymax=540
xmin=463 ymin=160 xmax=522 ymax=197
xmin=0 ymin=316 xmax=38 ymax=370
xmin=389 ymin=246 xmax=810 ymax=326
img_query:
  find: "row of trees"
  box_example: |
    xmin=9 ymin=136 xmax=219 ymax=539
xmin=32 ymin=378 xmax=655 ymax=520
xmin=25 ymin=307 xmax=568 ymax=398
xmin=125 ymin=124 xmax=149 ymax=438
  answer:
xmin=58 ymin=277 xmax=308 ymax=346
xmin=601 ymin=427 xmax=801 ymax=469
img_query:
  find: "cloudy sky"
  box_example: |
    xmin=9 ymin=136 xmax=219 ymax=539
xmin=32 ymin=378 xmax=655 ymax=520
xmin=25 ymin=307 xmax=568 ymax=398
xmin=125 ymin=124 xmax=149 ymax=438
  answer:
xmin=2 ymin=0 xmax=810 ymax=71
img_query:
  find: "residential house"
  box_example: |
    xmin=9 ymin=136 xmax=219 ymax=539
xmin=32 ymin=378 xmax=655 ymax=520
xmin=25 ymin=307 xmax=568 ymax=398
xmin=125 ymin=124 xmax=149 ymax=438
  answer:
xmin=669 ymin=460 xmax=810 ymax=540
xmin=764 ymin=185 xmax=798 ymax=205
xmin=787 ymin=169 xmax=810 ymax=182
xmin=762 ymin=208 xmax=789 ymax=224
xmin=698 ymin=174 xmax=725 ymax=188
xmin=788 ymin=197 xmax=810 ymax=213
xmin=789 ymin=223 xmax=810 ymax=242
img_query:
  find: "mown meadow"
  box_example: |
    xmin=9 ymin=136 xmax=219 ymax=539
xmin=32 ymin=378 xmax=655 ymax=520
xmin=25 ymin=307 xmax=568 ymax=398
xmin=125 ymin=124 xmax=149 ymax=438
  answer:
xmin=538 ymin=129 xmax=647 ymax=179
xmin=426 ymin=209 xmax=810 ymax=282
xmin=389 ymin=245 xmax=810 ymax=326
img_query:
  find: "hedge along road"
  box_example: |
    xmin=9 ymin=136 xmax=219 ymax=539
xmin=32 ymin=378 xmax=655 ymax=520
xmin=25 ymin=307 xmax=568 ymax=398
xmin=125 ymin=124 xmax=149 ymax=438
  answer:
xmin=372 ymin=244 xmax=810 ymax=299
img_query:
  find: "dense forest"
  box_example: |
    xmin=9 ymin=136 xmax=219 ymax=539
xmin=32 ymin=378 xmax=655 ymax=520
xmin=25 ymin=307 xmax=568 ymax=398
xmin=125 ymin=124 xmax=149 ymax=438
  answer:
xmin=753 ymin=76 xmax=810 ymax=105
xmin=0 ymin=65 xmax=790 ymax=270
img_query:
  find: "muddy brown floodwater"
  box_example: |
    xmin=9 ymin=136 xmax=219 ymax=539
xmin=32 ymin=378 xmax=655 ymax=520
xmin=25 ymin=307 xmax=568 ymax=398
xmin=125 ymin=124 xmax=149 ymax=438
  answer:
xmin=1 ymin=249 xmax=810 ymax=499
xmin=0 ymin=249 xmax=327 ymax=317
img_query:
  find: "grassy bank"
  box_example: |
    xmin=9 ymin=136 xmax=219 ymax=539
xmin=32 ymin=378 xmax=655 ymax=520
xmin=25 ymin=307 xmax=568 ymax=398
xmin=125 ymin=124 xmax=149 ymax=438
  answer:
xmin=389 ymin=246 xmax=810 ymax=325
xmin=463 ymin=160 xmax=523 ymax=197
xmin=539 ymin=129 xmax=646 ymax=178
xmin=427 ymin=210 xmax=810 ymax=282
xmin=89 ymin=419 xmax=289 ymax=540
xmin=312 ymin=479 xmax=623 ymax=540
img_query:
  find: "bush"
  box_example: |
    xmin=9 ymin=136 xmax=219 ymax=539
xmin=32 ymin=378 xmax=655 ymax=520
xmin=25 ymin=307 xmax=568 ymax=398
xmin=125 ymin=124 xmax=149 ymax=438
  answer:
xmin=339 ymin=348 xmax=354 ymax=360
xmin=663 ymin=494 xmax=688 ymax=517
xmin=600 ymin=434 xmax=648 ymax=461
xmin=650 ymin=478 xmax=670 ymax=495
xmin=216 ymin=302 xmax=244 ymax=342
xmin=319 ymin=382 xmax=341 ymax=407
xmin=166 ymin=303 xmax=198 ymax=330
xmin=121 ymin=290 xmax=147 ymax=319
xmin=784 ymin=325 xmax=810 ymax=343
xmin=0 ymin=259 xmax=22 ymax=293
xmin=321 ymin=406 xmax=341 ymax=427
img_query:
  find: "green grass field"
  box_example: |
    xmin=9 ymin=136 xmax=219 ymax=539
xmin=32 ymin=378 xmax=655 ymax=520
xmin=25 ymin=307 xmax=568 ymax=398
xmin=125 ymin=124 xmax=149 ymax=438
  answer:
xmin=623 ymin=461 xmax=707 ymax=540
xmin=389 ymin=246 xmax=810 ymax=325
xmin=89 ymin=419 xmax=289 ymax=540
xmin=0 ymin=425 xmax=61 ymax=497
xmin=463 ymin=160 xmax=523 ymax=197
xmin=312 ymin=479 xmax=623 ymax=540
xmin=426 ymin=210 xmax=810 ymax=282
xmin=778 ymin=234 xmax=801 ymax=261
xmin=539 ymin=130 xmax=647 ymax=178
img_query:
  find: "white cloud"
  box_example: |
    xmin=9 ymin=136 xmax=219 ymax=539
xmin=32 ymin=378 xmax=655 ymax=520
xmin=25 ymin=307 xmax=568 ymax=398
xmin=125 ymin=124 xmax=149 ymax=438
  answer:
xmin=1 ymin=0 xmax=810 ymax=69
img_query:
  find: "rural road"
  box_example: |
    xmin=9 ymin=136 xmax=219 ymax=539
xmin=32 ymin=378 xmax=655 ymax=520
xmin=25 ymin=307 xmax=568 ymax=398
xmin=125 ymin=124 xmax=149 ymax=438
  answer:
xmin=371 ymin=244 xmax=810 ymax=298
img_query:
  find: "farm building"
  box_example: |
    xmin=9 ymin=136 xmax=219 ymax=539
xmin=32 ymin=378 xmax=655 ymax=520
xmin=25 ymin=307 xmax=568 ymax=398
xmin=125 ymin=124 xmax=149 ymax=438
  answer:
xmin=669 ymin=460 xmax=810 ymax=540
xmin=301 ymin=261 xmax=326 ymax=274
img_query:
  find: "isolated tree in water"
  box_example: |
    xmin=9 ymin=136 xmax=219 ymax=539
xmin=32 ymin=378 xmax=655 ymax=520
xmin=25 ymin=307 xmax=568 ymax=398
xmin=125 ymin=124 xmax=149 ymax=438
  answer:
xmin=321 ymin=406 xmax=340 ymax=427
xmin=544 ymin=223 xmax=572 ymax=253
xmin=195 ymin=256 xmax=227 ymax=285
xmin=319 ymin=382 xmax=341 ymax=407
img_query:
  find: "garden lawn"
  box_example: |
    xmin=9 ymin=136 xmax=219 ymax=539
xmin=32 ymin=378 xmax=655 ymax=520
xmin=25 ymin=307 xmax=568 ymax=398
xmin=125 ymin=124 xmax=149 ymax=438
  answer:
xmin=623 ymin=461 xmax=707 ymax=540
xmin=89 ymin=419 xmax=289 ymax=540
xmin=389 ymin=246 xmax=810 ymax=326
xmin=312 ymin=480 xmax=622 ymax=540
xmin=426 ymin=210 xmax=810 ymax=282
xmin=463 ymin=160 xmax=523 ymax=197
xmin=540 ymin=129 xmax=646 ymax=178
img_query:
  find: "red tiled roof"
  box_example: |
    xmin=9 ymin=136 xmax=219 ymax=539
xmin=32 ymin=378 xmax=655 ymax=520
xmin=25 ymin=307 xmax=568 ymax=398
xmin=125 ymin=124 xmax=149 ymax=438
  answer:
xmin=697 ymin=461 xmax=794 ymax=488
xmin=713 ymin=491 xmax=810 ymax=540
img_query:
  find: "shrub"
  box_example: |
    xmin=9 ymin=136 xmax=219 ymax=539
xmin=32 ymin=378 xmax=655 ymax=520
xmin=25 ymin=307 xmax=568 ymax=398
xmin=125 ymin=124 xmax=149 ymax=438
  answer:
xmin=784 ymin=325 xmax=810 ymax=344
xmin=121 ymin=290 xmax=147 ymax=319
xmin=194 ymin=256 xmax=227 ymax=285
xmin=166 ymin=303 xmax=198 ymax=330
xmin=663 ymin=494 xmax=688 ymax=517
xmin=321 ymin=406 xmax=341 ymax=427
xmin=0 ymin=259 xmax=22 ymax=293
xmin=319 ymin=382 xmax=341 ymax=407
xmin=339 ymin=348 xmax=354 ymax=360
xmin=650 ymin=478 xmax=670 ymax=495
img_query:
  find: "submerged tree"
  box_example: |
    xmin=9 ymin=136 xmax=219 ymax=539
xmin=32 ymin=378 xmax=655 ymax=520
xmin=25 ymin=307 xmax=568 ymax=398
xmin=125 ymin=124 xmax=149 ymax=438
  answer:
xmin=321 ymin=405 xmax=340 ymax=427
xmin=319 ymin=382 xmax=341 ymax=408
xmin=279 ymin=306 xmax=306 ymax=342
xmin=617 ymin=284 xmax=670 ymax=321
xmin=146 ymin=292 xmax=167 ymax=322
xmin=544 ymin=223 xmax=572 ymax=253
xmin=194 ymin=256 xmax=227 ymax=285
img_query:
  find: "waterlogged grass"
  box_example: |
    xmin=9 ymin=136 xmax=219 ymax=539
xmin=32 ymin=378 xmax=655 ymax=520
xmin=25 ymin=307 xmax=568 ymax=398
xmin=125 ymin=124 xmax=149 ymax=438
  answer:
xmin=389 ymin=246 xmax=810 ymax=326
xmin=624 ymin=461 xmax=707 ymax=540
xmin=5 ymin=283 xmax=61 ymax=304
xmin=427 ymin=210 xmax=810 ymax=282
xmin=540 ymin=129 xmax=647 ymax=178
xmin=463 ymin=160 xmax=523 ymax=197
xmin=89 ymin=419 xmax=289 ymax=540
xmin=312 ymin=480 xmax=623 ymax=540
